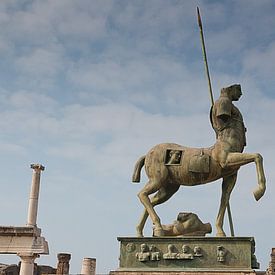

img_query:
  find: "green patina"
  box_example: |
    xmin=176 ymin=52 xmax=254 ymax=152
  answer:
xmin=117 ymin=237 xmax=259 ymax=272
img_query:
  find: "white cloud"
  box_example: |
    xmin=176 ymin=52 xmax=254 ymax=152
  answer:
xmin=0 ymin=142 xmax=27 ymax=155
xmin=242 ymin=42 xmax=275 ymax=80
xmin=15 ymin=48 xmax=64 ymax=77
xmin=8 ymin=90 xmax=58 ymax=110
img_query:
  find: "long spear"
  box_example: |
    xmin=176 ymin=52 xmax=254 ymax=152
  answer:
xmin=197 ymin=7 xmax=235 ymax=237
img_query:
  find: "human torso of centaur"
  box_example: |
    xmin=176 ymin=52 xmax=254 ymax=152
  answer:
xmin=211 ymin=95 xmax=246 ymax=153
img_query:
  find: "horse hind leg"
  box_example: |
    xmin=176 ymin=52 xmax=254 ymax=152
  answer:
xmin=136 ymin=184 xmax=180 ymax=237
xmin=137 ymin=180 xmax=163 ymax=236
xmin=216 ymin=173 xmax=237 ymax=237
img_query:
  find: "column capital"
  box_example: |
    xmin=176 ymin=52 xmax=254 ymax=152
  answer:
xmin=18 ymin=253 xmax=39 ymax=275
xmin=18 ymin=253 xmax=39 ymax=262
xmin=30 ymin=164 xmax=45 ymax=171
xmin=57 ymin=253 xmax=71 ymax=262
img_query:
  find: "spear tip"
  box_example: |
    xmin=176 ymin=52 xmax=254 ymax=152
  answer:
xmin=197 ymin=6 xmax=202 ymax=29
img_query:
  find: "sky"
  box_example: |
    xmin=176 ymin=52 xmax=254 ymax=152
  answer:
xmin=0 ymin=0 xmax=274 ymax=274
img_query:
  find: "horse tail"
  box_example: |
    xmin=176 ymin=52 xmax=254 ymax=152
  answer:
xmin=132 ymin=155 xmax=145 ymax=183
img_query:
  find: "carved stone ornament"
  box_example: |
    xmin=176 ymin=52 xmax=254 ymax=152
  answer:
xmin=163 ymin=244 xmax=178 ymax=260
xmin=126 ymin=243 xmax=136 ymax=253
xmin=193 ymin=246 xmax=203 ymax=257
xmin=217 ymin=246 xmax=226 ymax=262
xmin=136 ymin=244 xmax=150 ymax=262
xmin=149 ymin=245 xmax=160 ymax=261
xmin=177 ymin=245 xmax=193 ymax=260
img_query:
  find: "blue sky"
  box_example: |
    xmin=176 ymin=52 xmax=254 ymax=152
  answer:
xmin=0 ymin=0 xmax=275 ymax=273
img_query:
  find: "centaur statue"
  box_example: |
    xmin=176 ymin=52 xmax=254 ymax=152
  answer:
xmin=132 ymin=84 xmax=266 ymax=237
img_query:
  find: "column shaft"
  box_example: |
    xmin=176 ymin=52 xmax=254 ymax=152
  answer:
xmin=19 ymin=255 xmax=36 ymax=275
xmin=27 ymin=164 xmax=44 ymax=226
xmin=81 ymin=258 xmax=96 ymax=275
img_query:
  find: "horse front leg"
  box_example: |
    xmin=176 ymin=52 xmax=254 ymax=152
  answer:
xmin=216 ymin=174 xmax=237 ymax=237
xmin=252 ymin=154 xmax=266 ymax=201
xmin=136 ymin=209 xmax=149 ymax=237
xmin=224 ymin=152 xmax=266 ymax=201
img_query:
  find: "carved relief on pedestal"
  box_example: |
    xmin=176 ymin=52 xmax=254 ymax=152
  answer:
xmin=135 ymin=244 xmax=150 ymax=262
xmin=120 ymin=237 xmax=257 ymax=270
xmin=126 ymin=243 xmax=135 ymax=253
xmin=177 ymin=245 xmax=193 ymax=260
xmin=193 ymin=246 xmax=203 ymax=257
xmin=217 ymin=246 xmax=226 ymax=262
xmin=163 ymin=244 xmax=178 ymax=260
xmin=149 ymin=245 xmax=160 ymax=261
xmin=132 ymin=243 xmax=204 ymax=262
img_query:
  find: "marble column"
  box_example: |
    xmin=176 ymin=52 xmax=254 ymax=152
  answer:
xmin=56 ymin=253 xmax=71 ymax=275
xmin=18 ymin=254 xmax=38 ymax=275
xmin=27 ymin=164 xmax=45 ymax=227
xmin=80 ymin=258 xmax=96 ymax=275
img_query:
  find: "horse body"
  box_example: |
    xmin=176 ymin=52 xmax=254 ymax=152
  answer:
xmin=143 ymin=143 xmax=236 ymax=187
xmin=133 ymin=140 xmax=266 ymax=237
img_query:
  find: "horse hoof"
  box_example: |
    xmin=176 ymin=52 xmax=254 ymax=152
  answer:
xmin=136 ymin=230 xmax=144 ymax=238
xmin=216 ymin=232 xmax=226 ymax=237
xmin=253 ymin=186 xmax=266 ymax=201
xmin=153 ymin=228 xmax=164 ymax=237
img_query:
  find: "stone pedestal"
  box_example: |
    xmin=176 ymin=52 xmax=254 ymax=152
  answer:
xmin=112 ymin=237 xmax=259 ymax=274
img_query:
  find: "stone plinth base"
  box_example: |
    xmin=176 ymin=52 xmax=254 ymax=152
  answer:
xmin=116 ymin=237 xmax=259 ymax=272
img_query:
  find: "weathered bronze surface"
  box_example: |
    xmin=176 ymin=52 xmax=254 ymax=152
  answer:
xmin=159 ymin=212 xmax=212 ymax=237
xmin=133 ymin=84 xmax=266 ymax=237
xmin=117 ymin=237 xmax=259 ymax=272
